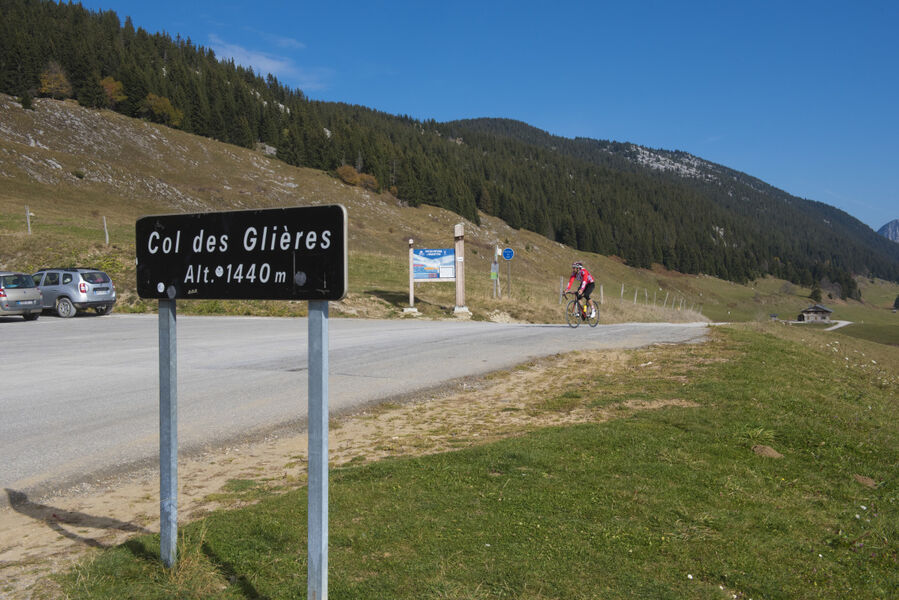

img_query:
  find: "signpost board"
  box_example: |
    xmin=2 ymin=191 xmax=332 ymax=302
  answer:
xmin=412 ymin=248 xmax=455 ymax=281
xmin=136 ymin=205 xmax=347 ymax=301
xmin=137 ymin=205 xmax=346 ymax=599
xmin=406 ymin=225 xmax=467 ymax=312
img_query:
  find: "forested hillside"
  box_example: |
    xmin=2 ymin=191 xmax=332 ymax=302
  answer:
xmin=2 ymin=0 xmax=898 ymax=296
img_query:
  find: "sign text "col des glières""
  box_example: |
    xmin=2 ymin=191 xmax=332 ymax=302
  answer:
xmin=136 ymin=205 xmax=347 ymax=301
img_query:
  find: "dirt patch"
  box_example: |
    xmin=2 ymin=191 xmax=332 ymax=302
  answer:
xmin=330 ymin=293 xmax=398 ymax=319
xmin=752 ymin=444 xmax=784 ymax=459
xmin=853 ymin=474 xmax=877 ymax=489
xmin=487 ymin=310 xmax=524 ymax=323
xmin=0 ymin=347 xmax=696 ymax=598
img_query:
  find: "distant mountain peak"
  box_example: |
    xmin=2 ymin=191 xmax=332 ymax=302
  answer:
xmin=878 ymin=219 xmax=899 ymax=242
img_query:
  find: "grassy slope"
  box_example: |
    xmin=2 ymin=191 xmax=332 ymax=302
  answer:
xmin=58 ymin=325 xmax=898 ymax=599
xmin=2 ymin=94 xmax=897 ymax=325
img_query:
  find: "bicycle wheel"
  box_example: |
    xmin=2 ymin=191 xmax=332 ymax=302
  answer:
xmin=565 ymin=299 xmax=581 ymax=328
xmin=586 ymin=304 xmax=599 ymax=327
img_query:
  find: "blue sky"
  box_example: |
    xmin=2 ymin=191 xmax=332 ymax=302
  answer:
xmin=81 ymin=1 xmax=897 ymax=230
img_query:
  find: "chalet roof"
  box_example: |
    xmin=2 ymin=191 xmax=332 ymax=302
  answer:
xmin=801 ymin=304 xmax=833 ymax=313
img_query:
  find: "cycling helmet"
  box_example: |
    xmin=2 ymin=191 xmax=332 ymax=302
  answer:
xmin=572 ymin=261 xmax=584 ymax=269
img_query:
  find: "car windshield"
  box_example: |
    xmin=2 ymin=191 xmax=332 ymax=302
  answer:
xmin=81 ymin=272 xmax=110 ymax=284
xmin=0 ymin=274 xmax=35 ymax=288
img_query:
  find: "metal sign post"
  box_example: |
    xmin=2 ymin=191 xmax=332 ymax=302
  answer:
xmin=308 ymin=300 xmax=329 ymax=600
xmin=491 ymin=260 xmax=499 ymax=298
xmin=158 ymin=295 xmax=177 ymax=568
xmin=493 ymin=246 xmax=501 ymax=298
xmin=502 ymin=247 xmax=514 ymax=298
xmin=136 ymin=205 xmax=347 ymax=588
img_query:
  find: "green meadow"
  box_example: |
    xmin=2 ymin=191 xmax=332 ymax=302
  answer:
xmin=59 ymin=326 xmax=898 ymax=599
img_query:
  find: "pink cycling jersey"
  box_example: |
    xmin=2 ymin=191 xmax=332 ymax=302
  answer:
xmin=565 ymin=268 xmax=595 ymax=294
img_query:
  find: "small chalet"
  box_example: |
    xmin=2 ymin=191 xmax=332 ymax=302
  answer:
xmin=798 ymin=304 xmax=833 ymax=322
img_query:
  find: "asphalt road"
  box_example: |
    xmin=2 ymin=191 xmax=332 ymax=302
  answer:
xmin=0 ymin=313 xmax=709 ymax=502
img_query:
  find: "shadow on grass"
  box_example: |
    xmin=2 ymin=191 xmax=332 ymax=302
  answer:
xmin=362 ymin=290 xmax=453 ymax=312
xmin=122 ymin=538 xmax=158 ymax=562
xmin=4 ymin=488 xmax=153 ymax=549
xmin=202 ymin=542 xmax=265 ymax=599
xmin=366 ymin=288 xmax=450 ymax=312
xmin=6 ymin=488 xmax=266 ymax=597
xmin=366 ymin=289 xmax=410 ymax=307
xmin=120 ymin=535 xmax=265 ymax=598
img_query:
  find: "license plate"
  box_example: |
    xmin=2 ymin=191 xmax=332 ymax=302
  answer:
xmin=95 ymin=290 xmax=108 ymax=295
xmin=17 ymin=300 xmax=35 ymax=305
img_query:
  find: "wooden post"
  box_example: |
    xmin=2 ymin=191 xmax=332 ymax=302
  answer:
xmin=26 ymin=205 xmax=31 ymax=234
xmin=600 ymin=284 xmax=604 ymax=305
xmin=408 ymin=239 xmax=414 ymax=308
xmin=103 ymin=216 xmax=109 ymax=245
xmin=453 ymin=224 xmax=468 ymax=313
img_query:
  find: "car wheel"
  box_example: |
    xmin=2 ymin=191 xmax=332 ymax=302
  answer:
xmin=23 ymin=313 xmax=39 ymax=321
xmin=56 ymin=297 xmax=77 ymax=318
xmin=95 ymin=304 xmax=114 ymax=315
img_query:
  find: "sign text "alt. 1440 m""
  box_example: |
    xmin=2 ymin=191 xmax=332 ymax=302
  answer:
xmin=135 ymin=205 xmax=347 ymax=301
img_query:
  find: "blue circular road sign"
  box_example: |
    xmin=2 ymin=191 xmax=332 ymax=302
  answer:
xmin=502 ymin=247 xmax=514 ymax=260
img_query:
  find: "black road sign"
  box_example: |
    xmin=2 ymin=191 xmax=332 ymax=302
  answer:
xmin=136 ymin=205 xmax=347 ymax=301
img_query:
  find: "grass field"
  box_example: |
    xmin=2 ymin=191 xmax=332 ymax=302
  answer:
xmin=835 ymin=323 xmax=899 ymax=347
xmin=56 ymin=325 xmax=898 ymax=599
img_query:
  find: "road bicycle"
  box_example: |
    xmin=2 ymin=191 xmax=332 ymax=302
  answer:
xmin=564 ymin=292 xmax=599 ymax=328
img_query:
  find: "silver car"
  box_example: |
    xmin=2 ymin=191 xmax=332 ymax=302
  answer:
xmin=32 ymin=268 xmax=116 ymax=318
xmin=0 ymin=271 xmax=42 ymax=321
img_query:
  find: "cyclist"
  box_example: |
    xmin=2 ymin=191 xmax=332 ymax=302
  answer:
xmin=565 ymin=261 xmax=596 ymax=318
